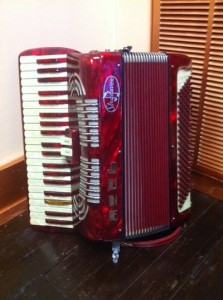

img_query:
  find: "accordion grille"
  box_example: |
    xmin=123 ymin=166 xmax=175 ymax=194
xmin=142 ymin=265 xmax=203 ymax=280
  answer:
xmin=123 ymin=53 xmax=170 ymax=238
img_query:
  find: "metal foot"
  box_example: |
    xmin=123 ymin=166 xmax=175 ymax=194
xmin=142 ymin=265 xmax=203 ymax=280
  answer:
xmin=112 ymin=241 xmax=121 ymax=264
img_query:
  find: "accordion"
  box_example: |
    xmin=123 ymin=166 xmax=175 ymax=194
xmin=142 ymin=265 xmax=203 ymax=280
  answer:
xmin=19 ymin=47 xmax=192 ymax=262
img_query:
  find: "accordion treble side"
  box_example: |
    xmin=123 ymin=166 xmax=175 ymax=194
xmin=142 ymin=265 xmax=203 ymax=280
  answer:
xmin=19 ymin=47 xmax=192 ymax=261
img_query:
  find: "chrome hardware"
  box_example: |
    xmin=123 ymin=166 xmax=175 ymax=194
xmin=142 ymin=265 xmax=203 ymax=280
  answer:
xmin=121 ymin=46 xmax=132 ymax=53
xmin=112 ymin=241 xmax=121 ymax=263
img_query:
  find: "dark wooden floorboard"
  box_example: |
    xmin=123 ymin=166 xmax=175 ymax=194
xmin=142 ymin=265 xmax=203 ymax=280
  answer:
xmin=15 ymin=276 xmax=67 ymax=300
xmin=0 ymin=190 xmax=222 ymax=299
xmin=120 ymin=199 xmax=223 ymax=300
xmin=172 ymin=237 xmax=223 ymax=300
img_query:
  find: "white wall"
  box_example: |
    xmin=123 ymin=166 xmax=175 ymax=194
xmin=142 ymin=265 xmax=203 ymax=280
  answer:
xmin=0 ymin=0 xmax=151 ymax=166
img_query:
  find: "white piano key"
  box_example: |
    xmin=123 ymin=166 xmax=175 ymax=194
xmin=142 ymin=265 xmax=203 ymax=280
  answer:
xmin=25 ymin=145 xmax=60 ymax=152
xmin=28 ymin=177 xmax=79 ymax=186
xmin=20 ymin=62 xmax=76 ymax=71
xmin=20 ymin=71 xmax=71 ymax=79
xmin=20 ymin=54 xmax=69 ymax=63
xmin=26 ymin=152 xmax=65 ymax=160
xmin=27 ymin=165 xmax=76 ymax=173
xmin=20 ymin=56 xmax=77 ymax=65
xmin=26 ymin=152 xmax=64 ymax=160
xmin=23 ymin=108 xmax=70 ymax=115
xmin=30 ymin=218 xmax=75 ymax=228
xmin=27 ymin=172 xmax=47 ymax=179
xmin=30 ymin=211 xmax=76 ymax=221
xmin=28 ymin=175 xmax=78 ymax=184
xmin=28 ymin=192 xmax=73 ymax=201
xmin=25 ymin=136 xmax=62 ymax=145
xmin=22 ymin=102 xmax=74 ymax=110
xmin=26 ymin=158 xmax=71 ymax=165
xmin=24 ymin=131 xmax=65 ymax=138
xmin=30 ymin=211 xmax=76 ymax=222
xmin=27 ymin=166 xmax=45 ymax=173
xmin=22 ymin=94 xmax=75 ymax=101
xmin=24 ymin=123 xmax=69 ymax=131
xmin=27 ymin=172 xmax=78 ymax=181
xmin=29 ymin=200 xmax=72 ymax=209
xmin=21 ymin=79 xmax=69 ymax=87
xmin=29 ymin=215 xmax=78 ymax=225
xmin=23 ymin=116 xmax=77 ymax=123
xmin=29 ymin=203 xmax=73 ymax=213
xmin=28 ymin=184 xmax=79 ymax=193
xmin=28 ymin=179 xmax=44 ymax=186
xmin=22 ymin=84 xmax=71 ymax=94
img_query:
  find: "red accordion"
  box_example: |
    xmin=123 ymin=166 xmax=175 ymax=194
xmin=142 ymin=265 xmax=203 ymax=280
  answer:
xmin=19 ymin=47 xmax=192 ymax=262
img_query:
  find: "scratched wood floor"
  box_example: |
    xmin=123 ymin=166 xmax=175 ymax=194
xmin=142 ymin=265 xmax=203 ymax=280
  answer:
xmin=0 ymin=190 xmax=222 ymax=300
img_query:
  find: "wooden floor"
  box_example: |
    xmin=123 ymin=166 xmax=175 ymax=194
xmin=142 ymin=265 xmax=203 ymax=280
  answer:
xmin=0 ymin=190 xmax=222 ymax=300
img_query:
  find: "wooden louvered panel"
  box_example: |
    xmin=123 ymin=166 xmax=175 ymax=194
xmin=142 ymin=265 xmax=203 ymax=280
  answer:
xmin=151 ymin=0 xmax=223 ymax=186
xmin=151 ymin=0 xmax=223 ymax=197
xmin=197 ymin=0 xmax=223 ymax=179
xmin=158 ymin=0 xmax=210 ymax=157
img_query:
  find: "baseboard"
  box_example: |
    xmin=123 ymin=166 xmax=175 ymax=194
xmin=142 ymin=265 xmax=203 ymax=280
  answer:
xmin=192 ymin=171 xmax=223 ymax=201
xmin=0 ymin=157 xmax=28 ymax=224
xmin=0 ymin=196 xmax=28 ymax=225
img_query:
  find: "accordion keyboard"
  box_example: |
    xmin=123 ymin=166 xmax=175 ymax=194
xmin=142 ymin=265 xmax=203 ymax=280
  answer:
xmin=19 ymin=49 xmax=83 ymax=229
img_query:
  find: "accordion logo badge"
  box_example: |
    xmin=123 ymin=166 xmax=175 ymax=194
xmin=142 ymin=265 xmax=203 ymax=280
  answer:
xmin=103 ymin=75 xmax=120 ymax=112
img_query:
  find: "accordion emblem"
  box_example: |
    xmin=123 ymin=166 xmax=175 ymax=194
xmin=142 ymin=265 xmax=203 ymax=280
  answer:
xmin=19 ymin=47 xmax=192 ymax=262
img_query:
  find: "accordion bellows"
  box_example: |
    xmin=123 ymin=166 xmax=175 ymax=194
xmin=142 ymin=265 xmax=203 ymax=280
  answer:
xmin=19 ymin=47 xmax=192 ymax=262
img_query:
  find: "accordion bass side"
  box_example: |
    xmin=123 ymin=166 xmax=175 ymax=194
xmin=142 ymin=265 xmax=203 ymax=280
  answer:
xmin=19 ymin=47 xmax=192 ymax=262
